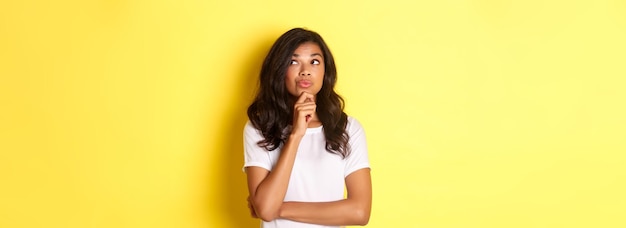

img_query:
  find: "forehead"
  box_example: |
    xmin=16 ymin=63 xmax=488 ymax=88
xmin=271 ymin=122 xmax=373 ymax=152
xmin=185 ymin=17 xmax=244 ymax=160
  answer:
xmin=292 ymin=42 xmax=323 ymax=57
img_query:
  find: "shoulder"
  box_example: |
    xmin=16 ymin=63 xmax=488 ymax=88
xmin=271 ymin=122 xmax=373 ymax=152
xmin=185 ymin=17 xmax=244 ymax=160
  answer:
xmin=244 ymin=120 xmax=254 ymax=129
xmin=244 ymin=120 xmax=256 ymax=132
xmin=346 ymin=116 xmax=365 ymax=133
xmin=244 ymin=120 xmax=263 ymax=139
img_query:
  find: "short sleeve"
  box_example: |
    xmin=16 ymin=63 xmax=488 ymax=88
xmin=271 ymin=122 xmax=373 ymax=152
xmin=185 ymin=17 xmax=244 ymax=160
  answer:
xmin=344 ymin=117 xmax=370 ymax=177
xmin=243 ymin=121 xmax=272 ymax=172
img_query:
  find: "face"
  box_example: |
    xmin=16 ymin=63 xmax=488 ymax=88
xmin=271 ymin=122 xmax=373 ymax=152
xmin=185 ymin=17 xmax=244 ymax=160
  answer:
xmin=285 ymin=42 xmax=325 ymax=98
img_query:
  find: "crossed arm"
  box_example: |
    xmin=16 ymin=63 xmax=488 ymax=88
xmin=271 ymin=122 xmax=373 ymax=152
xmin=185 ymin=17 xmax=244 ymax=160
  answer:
xmin=246 ymin=165 xmax=372 ymax=226
xmin=245 ymin=131 xmax=371 ymax=225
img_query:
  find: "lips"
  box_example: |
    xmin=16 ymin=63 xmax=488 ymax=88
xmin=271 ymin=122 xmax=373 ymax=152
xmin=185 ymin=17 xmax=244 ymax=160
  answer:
xmin=297 ymin=80 xmax=312 ymax=88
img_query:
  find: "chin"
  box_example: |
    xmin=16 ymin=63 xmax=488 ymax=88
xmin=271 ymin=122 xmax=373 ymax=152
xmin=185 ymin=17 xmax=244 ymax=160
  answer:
xmin=291 ymin=88 xmax=320 ymax=97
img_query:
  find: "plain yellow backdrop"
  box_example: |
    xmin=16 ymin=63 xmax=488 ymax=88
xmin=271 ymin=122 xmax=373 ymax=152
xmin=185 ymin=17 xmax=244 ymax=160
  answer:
xmin=1 ymin=0 xmax=625 ymax=227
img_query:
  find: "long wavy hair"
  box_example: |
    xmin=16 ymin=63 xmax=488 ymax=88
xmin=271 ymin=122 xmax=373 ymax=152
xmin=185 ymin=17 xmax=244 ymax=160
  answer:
xmin=247 ymin=28 xmax=350 ymax=158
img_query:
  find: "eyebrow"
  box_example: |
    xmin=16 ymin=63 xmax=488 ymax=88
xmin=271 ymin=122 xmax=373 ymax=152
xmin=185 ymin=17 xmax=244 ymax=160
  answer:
xmin=292 ymin=53 xmax=323 ymax=58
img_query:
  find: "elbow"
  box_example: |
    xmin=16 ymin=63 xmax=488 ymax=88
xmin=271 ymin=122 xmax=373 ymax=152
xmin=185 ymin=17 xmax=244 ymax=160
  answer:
xmin=256 ymin=210 xmax=279 ymax=223
xmin=352 ymin=207 xmax=371 ymax=226
xmin=251 ymin=200 xmax=280 ymax=222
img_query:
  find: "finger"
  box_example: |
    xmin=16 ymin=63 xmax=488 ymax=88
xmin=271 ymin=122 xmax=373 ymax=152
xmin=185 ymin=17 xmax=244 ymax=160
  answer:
xmin=296 ymin=91 xmax=315 ymax=104
xmin=296 ymin=91 xmax=309 ymax=103
xmin=295 ymin=102 xmax=316 ymax=108
xmin=295 ymin=104 xmax=316 ymax=115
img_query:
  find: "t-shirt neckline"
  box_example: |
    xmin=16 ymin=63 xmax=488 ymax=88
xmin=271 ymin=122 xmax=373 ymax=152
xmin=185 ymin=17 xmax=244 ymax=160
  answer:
xmin=306 ymin=125 xmax=323 ymax=134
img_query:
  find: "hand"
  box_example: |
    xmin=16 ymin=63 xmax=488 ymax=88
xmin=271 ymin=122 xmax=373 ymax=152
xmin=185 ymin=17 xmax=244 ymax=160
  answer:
xmin=247 ymin=196 xmax=258 ymax=218
xmin=292 ymin=92 xmax=316 ymax=136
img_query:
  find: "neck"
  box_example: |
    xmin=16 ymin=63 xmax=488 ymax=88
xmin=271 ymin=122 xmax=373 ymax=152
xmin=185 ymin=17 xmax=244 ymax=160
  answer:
xmin=307 ymin=117 xmax=322 ymax=128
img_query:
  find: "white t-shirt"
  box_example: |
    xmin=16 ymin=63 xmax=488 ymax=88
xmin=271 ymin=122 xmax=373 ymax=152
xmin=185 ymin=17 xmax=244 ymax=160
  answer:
xmin=243 ymin=116 xmax=370 ymax=228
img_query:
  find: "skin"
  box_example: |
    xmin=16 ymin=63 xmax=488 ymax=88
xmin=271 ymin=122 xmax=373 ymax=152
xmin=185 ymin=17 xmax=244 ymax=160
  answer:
xmin=245 ymin=42 xmax=372 ymax=226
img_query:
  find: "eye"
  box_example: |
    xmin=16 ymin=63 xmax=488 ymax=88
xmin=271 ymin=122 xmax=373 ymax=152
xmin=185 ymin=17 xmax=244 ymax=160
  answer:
xmin=290 ymin=60 xmax=298 ymax=65
xmin=312 ymin=59 xmax=321 ymax=65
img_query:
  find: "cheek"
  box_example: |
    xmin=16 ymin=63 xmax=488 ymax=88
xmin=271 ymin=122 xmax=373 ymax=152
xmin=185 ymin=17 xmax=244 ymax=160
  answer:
xmin=285 ymin=67 xmax=298 ymax=80
xmin=285 ymin=71 xmax=295 ymax=86
xmin=316 ymin=68 xmax=325 ymax=83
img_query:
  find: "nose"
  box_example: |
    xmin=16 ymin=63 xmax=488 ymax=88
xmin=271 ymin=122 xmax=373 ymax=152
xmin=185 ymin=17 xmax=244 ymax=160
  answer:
xmin=300 ymin=65 xmax=311 ymax=76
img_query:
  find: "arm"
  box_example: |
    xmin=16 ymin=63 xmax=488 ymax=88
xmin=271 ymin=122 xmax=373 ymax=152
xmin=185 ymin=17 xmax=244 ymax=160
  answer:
xmin=245 ymin=134 xmax=302 ymax=221
xmin=278 ymin=168 xmax=372 ymax=226
xmin=246 ymin=92 xmax=316 ymax=222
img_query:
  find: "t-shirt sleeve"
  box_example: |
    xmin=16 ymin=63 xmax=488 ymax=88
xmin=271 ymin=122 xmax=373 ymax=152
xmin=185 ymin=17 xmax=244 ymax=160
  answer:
xmin=344 ymin=117 xmax=371 ymax=177
xmin=243 ymin=121 xmax=272 ymax=172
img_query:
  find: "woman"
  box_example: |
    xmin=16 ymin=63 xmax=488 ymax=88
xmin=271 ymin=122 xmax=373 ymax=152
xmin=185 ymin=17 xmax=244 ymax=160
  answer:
xmin=244 ymin=28 xmax=372 ymax=227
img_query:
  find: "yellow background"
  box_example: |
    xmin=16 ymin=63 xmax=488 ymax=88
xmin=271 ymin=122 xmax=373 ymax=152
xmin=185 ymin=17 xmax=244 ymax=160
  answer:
xmin=1 ymin=0 xmax=625 ymax=227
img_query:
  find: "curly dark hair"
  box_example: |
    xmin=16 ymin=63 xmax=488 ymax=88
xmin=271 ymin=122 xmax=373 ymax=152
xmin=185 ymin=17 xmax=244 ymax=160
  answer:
xmin=247 ymin=28 xmax=350 ymax=158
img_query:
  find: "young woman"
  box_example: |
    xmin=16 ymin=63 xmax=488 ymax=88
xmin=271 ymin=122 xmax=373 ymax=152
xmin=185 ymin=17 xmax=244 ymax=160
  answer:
xmin=244 ymin=28 xmax=372 ymax=227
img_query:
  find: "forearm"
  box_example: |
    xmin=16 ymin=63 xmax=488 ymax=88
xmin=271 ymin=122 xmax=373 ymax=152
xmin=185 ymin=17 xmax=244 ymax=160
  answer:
xmin=279 ymin=199 xmax=370 ymax=226
xmin=251 ymin=134 xmax=302 ymax=220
